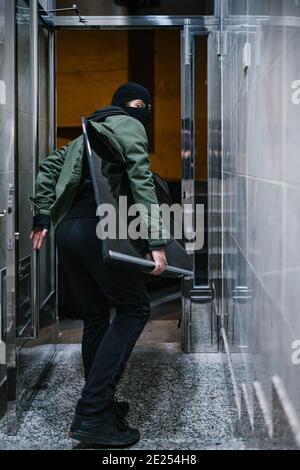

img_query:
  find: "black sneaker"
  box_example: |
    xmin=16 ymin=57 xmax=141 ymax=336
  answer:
xmin=69 ymin=406 xmax=140 ymax=447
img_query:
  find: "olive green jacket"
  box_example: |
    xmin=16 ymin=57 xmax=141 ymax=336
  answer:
xmin=30 ymin=114 xmax=168 ymax=249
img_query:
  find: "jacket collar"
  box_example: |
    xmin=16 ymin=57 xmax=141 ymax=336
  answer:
xmin=87 ymin=105 xmax=129 ymax=123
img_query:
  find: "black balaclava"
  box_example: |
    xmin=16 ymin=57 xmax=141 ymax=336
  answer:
xmin=111 ymin=81 xmax=151 ymax=128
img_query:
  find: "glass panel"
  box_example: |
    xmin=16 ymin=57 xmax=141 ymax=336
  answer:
xmin=17 ymin=0 xmax=31 ymax=337
xmin=17 ymin=1 xmax=55 ymax=337
xmin=14 ymin=0 xmax=57 ymax=424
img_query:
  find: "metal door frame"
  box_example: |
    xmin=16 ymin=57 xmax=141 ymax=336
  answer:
xmin=41 ymin=13 xmax=221 ymax=354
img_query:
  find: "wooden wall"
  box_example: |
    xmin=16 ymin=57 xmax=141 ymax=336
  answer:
xmin=56 ymin=30 xmax=207 ymax=181
xmin=151 ymin=30 xmax=181 ymax=180
xmin=57 ymin=30 xmax=128 ymax=144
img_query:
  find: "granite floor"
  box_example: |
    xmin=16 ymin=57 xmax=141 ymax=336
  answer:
xmin=0 ymin=342 xmax=245 ymax=450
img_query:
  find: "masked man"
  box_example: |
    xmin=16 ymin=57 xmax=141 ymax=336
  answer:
xmin=30 ymin=82 xmax=168 ymax=447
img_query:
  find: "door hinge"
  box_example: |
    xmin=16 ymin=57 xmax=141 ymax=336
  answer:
xmin=217 ymin=31 xmax=227 ymax=56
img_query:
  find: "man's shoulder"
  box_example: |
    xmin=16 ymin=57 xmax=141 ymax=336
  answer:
xmin=104 ymin=114 xmax=147 ymax=147
xmin=89 ymin=114 xmax=147 ymax=156
xmin=105 ymin=114 xmax=145 ymax=133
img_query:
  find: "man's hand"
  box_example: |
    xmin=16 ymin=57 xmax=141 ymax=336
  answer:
xmin=146 ymin=248 xmax=167 ymax=275
xmin=30 ymin=229 xmax=48 ymax=251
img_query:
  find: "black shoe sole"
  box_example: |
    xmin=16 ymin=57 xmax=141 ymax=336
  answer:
xmin=69 ymin=429 xmax=140 ymax=447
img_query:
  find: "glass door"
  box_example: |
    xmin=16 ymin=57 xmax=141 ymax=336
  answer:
xmin=5 ymin=0 xmax=57 ymax=434
xmin=181 ymin=27 xmax=221 ymax=293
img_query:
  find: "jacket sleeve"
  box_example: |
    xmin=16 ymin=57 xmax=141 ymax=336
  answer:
xmin=30 ymin=145 xmax=68 ymax=217
xmin=115 ymin=117 xmax=168 ymax=248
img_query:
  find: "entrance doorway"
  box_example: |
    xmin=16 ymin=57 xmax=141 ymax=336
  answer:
xmin=54 ymin=28 xmax=208 ymax=346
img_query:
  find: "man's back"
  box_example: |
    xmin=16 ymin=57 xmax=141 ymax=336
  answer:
xmin=32 ymin=112 xmax=167 ymax=252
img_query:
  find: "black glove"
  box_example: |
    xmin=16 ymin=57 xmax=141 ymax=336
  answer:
xmin=31 ymin=214 xmax=51 ymax=232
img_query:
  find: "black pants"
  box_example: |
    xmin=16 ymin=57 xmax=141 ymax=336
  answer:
xmin=55 ymin=217 xmax=151 ymax=416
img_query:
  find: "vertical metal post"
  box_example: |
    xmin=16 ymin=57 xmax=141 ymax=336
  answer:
xmin=180 ymin=20 xmax=194 ymax=352
xmin=219 ymin=0 xmax=225 ymax=323
xmin=30 ymin=0 xmax=39 ymax=339
xmin=181 ymin=20 xmax=194 ymax=252
xmin=49 ymin=28 xmax=59 ymax=331
xmin=48 ymin=30 xmax=57 ymax=294
xmin=49 ymin=30 xmax=56 ymax=153
xmin=6 ymin=0 xmax=17 ymax=435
